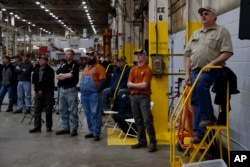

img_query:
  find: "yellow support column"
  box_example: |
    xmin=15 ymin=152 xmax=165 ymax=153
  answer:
xmin=148 ymin=0 xmax=169 ymax=142
xmin=185 ymin=0 xmax=202 ymax=42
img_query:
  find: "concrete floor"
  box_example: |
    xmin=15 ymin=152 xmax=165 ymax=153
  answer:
xmin=0 ymin=100 xmax=170 ymax=167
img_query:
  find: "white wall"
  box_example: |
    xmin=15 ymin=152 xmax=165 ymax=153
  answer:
xmin=170 ymin=7 xmax=250 ymax=150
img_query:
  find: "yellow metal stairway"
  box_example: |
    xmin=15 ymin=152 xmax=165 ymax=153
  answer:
xmin=169 ymin=66 xmax=231 ymax=167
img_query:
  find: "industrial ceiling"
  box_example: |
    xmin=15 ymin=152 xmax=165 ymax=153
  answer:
xmin=0 ymin=0 xmax=111 ymax=37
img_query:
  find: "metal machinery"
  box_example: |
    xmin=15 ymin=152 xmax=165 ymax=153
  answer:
xmin=48 ymin=37 xmax=94 ymax=60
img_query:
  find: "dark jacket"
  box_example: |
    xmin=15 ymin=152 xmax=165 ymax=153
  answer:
xmin=32 ymin=65 xmax=55 ymax=93
xmin=110 ymin=65 xmax=130 ymax=92
xmin=212 ymin=66 xmax=240 ymax=105
xmin=0 ymin=64 xmax=3 ymax=84
xmin=1 ymin=63 xmax=16 ymax=86
xmin=15 ymin=61 xmax=33 ymax=81
xmin=212 ymin=66 xmax=240 ymax=125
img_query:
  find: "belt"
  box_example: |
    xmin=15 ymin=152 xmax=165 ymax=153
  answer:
xmin=61 ymin=86 xmax=75 ymax=89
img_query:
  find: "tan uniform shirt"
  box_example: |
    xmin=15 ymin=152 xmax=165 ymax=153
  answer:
xmin=184 ymin=24 xmax=233 ymax=69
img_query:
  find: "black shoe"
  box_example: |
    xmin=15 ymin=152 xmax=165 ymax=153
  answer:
xmin=29 ymin=127 xmax=41 ymax=133
xmin=131 ymin=143 xmax=147 ymax=149
xmin=199 ymin=119 xmax=216 ymax=127
xmin=190 ymin=136 xmax=202 ymax=144
xmin=148 ymin=143 xmax=157 ymax=152
xmin=93 ymin=135 xmax=100 ymax=141
xmin=46 ymin=128 xmax=52 ymax=132
xmin=6 ymin=109 xmax=13 ymax=112
xmin=13 ymin=110 xmax=22 ymax=114
xmin=56 ymin=111 xmax=59 ymax=115
xmin=70 ymin=130 xmax=78 ymax=137
xmin=56 ymin=129 xmax=70 ymax=135
xmin=85 ymin=133 xmax=94 ymax=138
xmin=24 ymin=110 xmax=31 ymax=114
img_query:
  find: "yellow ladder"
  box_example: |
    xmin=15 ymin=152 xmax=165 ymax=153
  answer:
xmin=170 ymin=66 xmax=231 ymax=167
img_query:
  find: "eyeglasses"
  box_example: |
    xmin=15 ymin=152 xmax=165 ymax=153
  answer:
xmin=200 ymin=12 xmax=210 ymax=17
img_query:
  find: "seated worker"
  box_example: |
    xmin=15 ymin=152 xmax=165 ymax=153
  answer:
xmin=102 ymin=56 xmax=130 ymax=111
xmin=111 ymin=93 xmax=137 ymax=135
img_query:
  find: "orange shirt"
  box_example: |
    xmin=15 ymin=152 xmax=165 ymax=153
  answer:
xmin=128 ymin=64 xmax=152 ymax=95
xmin=82 ymin=63 xmax=106 ymax=87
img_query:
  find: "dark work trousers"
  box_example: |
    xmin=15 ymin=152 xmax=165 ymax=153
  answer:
xmin=33 ymin=92 xmax=54 ymax=129
xmin=131 ymin=94 xmax=157 ymax=145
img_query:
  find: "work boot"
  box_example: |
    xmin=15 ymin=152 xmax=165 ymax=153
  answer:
xmin=148 ymin=143 xmax=157 ymax=152
xmin=56 ymin=129 xmax=70 ymax=135
xmin=93 ymin=135 xmax=100 ymax=141
xmin=85 ymin=133 xmax=94 ymax=138
xmin=70 ymin=130 xmax=78 ymax=137
xmin=199 ymin=119 xmax=216 ymax=127
xmin=13 ymin=110 xmax=22 ymax=114
xmin=6 ymin=109 xmax=13 ymax=112
xmin=190 ymin=136 xmax=202 ymax=144
xmin=131 ymin=143 xmax=147 ymax=149
xmin=29 ymin=127 xmax=41 ymax=133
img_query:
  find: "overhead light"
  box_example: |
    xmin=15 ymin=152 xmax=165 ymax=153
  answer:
xmin=22 ymin=19 xmax=26 ymax=22
xmin=9 ymin=12 xmax=14 ymax=15
xmin=84 ymin=6 xmax=87 ymax=9
xmin=40 ymin=5 xmax=45 ymax=9
xmin=45 ymin=9 xmax=49 ymax=12
xmin=1 ymin=8 xmax=6 ymax=11
xmin=35 ymin=1 xmax=40 ymax=5
xmin=82 ymin=1 xmax=86 ymax=5
xmin=32 ymin=24 xmax=36 ymax=27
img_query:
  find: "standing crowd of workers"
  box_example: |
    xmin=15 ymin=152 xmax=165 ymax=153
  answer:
xmin=0 ymin=48 xmax=157 ymax=153
xmin=0 ymin=5 xmax=236 ymax=154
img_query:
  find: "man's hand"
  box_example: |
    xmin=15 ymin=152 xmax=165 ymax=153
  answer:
xmin=204 ymin=62 xmax=214 ymax=72
xmin=37 ymin=90 xmax=43 ymax=96
xmin=185 ymin=74 xmax=191 ymax=85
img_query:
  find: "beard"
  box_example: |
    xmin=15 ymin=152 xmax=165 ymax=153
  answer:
xmin=86 ymin=58 xmax=97 ymax=65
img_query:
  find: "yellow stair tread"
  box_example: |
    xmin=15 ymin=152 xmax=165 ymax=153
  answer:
xmin=193 ymin=142 xmax=208 ymax=149
xmin=206 ymin=125 xmax=227 ymax=129
xmin=180 ymin=156 xmax=190 ymax=164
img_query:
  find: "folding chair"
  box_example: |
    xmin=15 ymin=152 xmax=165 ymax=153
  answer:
xmin=21 ymin=105 xmax=45 ymax=125
xmin=102 ymin=110 xmax=120 ymax=134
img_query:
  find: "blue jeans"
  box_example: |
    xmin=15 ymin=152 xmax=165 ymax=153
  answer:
xmin=0 ymin=85 xmax=14 ymax=110
xmin=102 ymin=88 xmax=113 ymax=110
xmin=191 ymin=69 xmax=218 ymax=137
xmin=80 ymin=73 xmax=102 ymax=136
xmin=102 ymin=87 xmax=130 ymax=110
xmin=81 ymin=92 xmax=102 ymax=136
xmin=17 ymin=81 xmax=31 ymax=110
xmin=59 ymin=87 xmax=79 ymax=130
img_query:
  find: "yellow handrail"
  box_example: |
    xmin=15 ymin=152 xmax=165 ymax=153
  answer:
xmin=113 ymin=64 xmax=129 ymax=99
xmin=170 ymin=66 xmax=223 ymax=167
